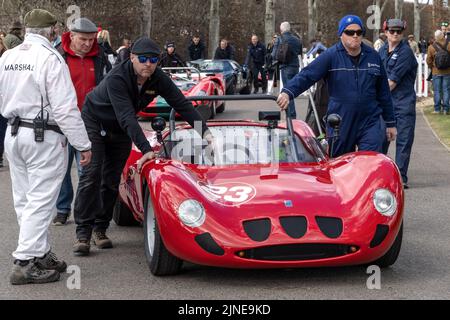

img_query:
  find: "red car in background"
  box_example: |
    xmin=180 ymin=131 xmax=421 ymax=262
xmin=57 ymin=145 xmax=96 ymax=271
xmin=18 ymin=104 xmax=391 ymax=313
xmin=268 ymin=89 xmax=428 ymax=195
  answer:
xmin=115 ymin=96 xmax=404 ymax=276
xmin=138 ymin=67 xmax=226 ymax=121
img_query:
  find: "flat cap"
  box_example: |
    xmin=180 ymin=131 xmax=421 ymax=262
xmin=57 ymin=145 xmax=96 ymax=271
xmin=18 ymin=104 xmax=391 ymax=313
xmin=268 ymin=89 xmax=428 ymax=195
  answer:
xmin=131 ymin=37 xmax=161 ymax=56
xmin=24 ymin=9 xmax=57 ymax=28
xmin=385 ymin=19 xmax=406 ymax=30
xmin=69 ymin=18 xmax=97 ymax=33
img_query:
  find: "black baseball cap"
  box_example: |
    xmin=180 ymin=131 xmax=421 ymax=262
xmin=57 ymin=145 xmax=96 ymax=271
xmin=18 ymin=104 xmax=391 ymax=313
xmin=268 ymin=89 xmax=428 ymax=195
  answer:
xmin=131 ymin=37 xmax=161 ymax=57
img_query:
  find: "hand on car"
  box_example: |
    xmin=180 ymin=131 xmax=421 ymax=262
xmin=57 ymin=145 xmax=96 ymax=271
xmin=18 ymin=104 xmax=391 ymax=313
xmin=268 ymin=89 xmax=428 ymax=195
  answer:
xmin=137 ymin=151 xmax=156 ymax=173
xmin=277 ymin=92 xmax=290 ymax=111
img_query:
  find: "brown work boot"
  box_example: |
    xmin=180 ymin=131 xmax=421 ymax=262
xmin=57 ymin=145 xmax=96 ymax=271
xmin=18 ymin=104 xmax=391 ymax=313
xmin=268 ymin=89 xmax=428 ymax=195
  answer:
xmin=73 ymin=239 xmax=91 ymax=256
xmin=10 ymin=260 xmax=60 ymax=285
xmin=92 ymin=231 xmax=113 ymax=249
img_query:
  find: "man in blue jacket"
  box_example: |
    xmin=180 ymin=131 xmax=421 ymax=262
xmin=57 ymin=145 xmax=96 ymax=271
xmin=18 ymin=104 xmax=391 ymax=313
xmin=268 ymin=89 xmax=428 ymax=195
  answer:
xmin=272 ymin=21 xmax=302 ymax=118
xmin=244 ymin=34 xmax=267 ymax=94
xmin=277 ymin=15 xmax=397 ymax=157
xmin=379 ymin=19 xmax=418 ymax=189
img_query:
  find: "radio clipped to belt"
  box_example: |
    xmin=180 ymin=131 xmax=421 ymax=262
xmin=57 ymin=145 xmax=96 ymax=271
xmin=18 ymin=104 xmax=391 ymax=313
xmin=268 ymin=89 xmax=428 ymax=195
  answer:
xmin=33 ymin=96 xmax=48 ymax=142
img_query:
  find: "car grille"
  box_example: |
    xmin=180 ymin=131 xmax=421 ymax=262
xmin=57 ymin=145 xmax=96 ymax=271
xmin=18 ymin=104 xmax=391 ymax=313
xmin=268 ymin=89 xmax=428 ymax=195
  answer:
xmin=236 ymin=244 xmax=359 ymax=261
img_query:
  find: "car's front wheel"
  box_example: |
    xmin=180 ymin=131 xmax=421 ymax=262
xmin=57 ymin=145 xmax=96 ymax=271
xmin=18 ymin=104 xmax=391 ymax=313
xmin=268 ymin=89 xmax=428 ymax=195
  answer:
xmin=112 ymin=197 xmax=140 ymax=226
xmin=143 ymin=189 xmax=183 ymax=276
xmin=373 ymin=222 xmax=403 ymax=268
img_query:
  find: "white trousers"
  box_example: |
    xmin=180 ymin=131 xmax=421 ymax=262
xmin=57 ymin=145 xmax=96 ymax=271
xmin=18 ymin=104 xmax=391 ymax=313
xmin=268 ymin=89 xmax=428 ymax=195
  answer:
xmin=5 ymin=126 xmax=68 ymax=261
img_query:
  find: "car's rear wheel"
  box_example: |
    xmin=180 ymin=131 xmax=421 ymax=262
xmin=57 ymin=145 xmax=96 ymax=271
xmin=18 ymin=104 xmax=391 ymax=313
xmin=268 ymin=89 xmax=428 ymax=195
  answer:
xmin=113 ymin=197 xmax=140 ymax=226
xmin=373 ymin=222 xmax=403 ymax=268
xmin=143 ymin=189 xmax=183 ymax=276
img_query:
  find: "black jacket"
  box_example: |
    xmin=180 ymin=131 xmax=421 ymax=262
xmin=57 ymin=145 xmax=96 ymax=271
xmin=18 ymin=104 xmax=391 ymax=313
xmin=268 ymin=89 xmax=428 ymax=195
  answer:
xmin=188 ymin=41 xmax=206 ymax=61
xmin=115 ymin=47 xmax=131 ymax=66
xmin=56 ymin=44 xmax=112 ymax=85
xmin=82 ymin=60 xmax=208 ymax=155
xmin=159 ymin=52 xmax=188 ymax=69
xmin=245 ymin=42 xmax=267 ymax=66
xmin=214 ymin=45 xmax=235 ymax=60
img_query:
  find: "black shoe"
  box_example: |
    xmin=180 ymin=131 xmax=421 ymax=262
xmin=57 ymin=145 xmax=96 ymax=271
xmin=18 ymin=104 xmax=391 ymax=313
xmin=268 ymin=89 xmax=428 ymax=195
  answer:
xmin=73 ymin=239 xmax=91 ymax=256
xmin=93 ymin=231 xmax=113 ymax=249
xmin=53 ymin=213 xmax=69 ymax=226
xmin=403 ymin=183 xmax=409 ymax=190
xmin=0 ymin=159 xmax=3 ymax=168
xmin=10 ymin=260 xmax=60 ymax=285
xmin=34 ymin=251 xmax=67 ymax=273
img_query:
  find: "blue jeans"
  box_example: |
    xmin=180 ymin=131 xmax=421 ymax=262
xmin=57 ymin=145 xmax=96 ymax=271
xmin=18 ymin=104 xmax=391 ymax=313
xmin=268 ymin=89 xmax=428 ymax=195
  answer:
xmin=56 ymin=145 xmax=82 ymax=215
xmin=433 ymin=75 xmax=450 ymax=113
xmin=0 ymin=115 xmax=7 ymax=161
xmin=281 ymin=66 xmax=299 ymax=119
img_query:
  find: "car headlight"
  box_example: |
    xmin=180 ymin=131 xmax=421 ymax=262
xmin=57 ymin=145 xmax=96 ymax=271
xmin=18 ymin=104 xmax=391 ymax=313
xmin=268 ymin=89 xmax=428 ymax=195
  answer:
xmin=373 ymin=189 xmax=397 ymax=217
xmin=177 ymin=200 xmax=206 ymax=228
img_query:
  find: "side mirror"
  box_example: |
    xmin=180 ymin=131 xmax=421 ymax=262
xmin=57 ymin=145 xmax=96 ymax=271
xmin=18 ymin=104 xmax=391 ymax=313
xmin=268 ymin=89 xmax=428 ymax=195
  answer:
xmin=151 ymin=117 xmax=166 ymax=144
xmin=327 ymin=114 xmax=342 ymax=130
xmin=151 ymin=117 xmax=166 ymax=133
xmin=327 ymin=114 xmax=342 ymax=158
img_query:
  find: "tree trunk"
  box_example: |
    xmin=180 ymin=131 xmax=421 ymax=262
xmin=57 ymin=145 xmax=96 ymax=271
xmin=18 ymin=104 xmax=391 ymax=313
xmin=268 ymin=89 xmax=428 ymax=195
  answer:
xmin=264 ymin=0 xmax=276 ymax=46
xmin=141 ymin=0 xmax=152 ymax=37
xmin=395 ymin=0 xmax=404 ymax=19
xmin=308 ymin=0 xmax=318 ymax=43
xmin=209 ymin=0 xmax=220 ymax=58
xmin=414 ymin=0 xmax=421 ymax=41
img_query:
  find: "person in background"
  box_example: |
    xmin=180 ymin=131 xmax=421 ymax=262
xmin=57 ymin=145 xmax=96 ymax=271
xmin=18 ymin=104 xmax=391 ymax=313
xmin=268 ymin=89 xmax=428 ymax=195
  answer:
xmin=380 ymin=19 xmax=418 ymax=189
xmin=188 ymin=35 xmax=206 ymax=61
xmin=306 ymin=35 xmax=327 ymax=58
xmin=265 ymin=34 xmax=278 ymax=80
xmin=214 ymin=39 xmax=235 ymax=60
xmin=272 ymin=21 xmax=302 ymax=119
xmin=115 ymin=38 xmax=132 ymax=66
xmin=159 ymin=41 xmax=189 ymax=70
xmin=97 ymin=29 xmax=116 ymax=64
xmin=3 ymin=21 xmax=23 ymax=49
xmin=374 ymin=33 xmax=387 ymax=52
xmin=244 ymin=34 xmax=267 ymax=94
xmin=0 ymin=32 xmax=5 ymax=167
xmin=408 ymin=34 xmax=420 ymax=55
xmin=427 ymin=30 xmax=450 ymax=115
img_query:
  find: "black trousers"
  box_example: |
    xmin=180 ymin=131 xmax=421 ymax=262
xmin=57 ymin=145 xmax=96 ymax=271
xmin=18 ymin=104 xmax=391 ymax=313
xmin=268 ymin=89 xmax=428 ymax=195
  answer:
xmin=252 ymin=64 xmax=268 ymax=92
xmin=74 ymin=113 xmax=132 ymax=240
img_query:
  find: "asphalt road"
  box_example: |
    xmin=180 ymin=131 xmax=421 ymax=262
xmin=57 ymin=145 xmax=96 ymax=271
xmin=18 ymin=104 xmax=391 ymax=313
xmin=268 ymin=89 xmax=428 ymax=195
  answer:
xmin=1 ymin=97 xmax=449 ymax=300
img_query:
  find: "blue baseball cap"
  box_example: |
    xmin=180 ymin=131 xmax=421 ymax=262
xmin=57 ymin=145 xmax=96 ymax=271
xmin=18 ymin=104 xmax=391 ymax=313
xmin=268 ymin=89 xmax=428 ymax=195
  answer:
xmin=338 ymin=15 xmax=365 ymax=37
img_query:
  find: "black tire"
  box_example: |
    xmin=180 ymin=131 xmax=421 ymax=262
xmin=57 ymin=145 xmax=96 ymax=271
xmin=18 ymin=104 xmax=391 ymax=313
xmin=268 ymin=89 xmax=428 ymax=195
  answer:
xmin=216 ymin=101 xmax=225 ymax=114
xmin=373 ymin=222 xmax=403 ymax=268
xmin=113 ymin=197 xmax=140 ymax=226
xmin=226 ymin=79 xmax=237 ymax=95
xmin=143 ymin=188 xmax=183 ymax=276
xmin=239 ymin=76 xmax=252 ymax=95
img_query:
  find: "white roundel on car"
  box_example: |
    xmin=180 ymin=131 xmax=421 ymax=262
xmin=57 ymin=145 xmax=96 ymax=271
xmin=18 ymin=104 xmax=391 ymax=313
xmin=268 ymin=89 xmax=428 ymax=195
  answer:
xmin=198 ymin=182 xmax=257 ymax=207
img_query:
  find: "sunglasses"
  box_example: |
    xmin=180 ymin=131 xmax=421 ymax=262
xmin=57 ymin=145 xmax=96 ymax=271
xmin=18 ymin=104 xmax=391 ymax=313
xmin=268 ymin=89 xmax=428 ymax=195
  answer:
xmin=388 ymin=29 xmax=403 ymax=35
xmin=343 ymin=29 xmax=363 ymax=37
xmin=138 ymin=55 xmax=159 ymax=64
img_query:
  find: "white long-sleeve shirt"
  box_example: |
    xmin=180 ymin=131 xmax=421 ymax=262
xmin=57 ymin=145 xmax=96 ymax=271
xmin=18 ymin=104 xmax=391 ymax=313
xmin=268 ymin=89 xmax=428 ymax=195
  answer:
xmin=0 ymin=33 xmax=91 ymax=151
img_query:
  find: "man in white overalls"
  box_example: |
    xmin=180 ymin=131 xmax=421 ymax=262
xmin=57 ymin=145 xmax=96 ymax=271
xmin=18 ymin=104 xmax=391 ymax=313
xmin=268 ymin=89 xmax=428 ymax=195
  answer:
xmin=0 ymin=9 xmax=92 ymax=285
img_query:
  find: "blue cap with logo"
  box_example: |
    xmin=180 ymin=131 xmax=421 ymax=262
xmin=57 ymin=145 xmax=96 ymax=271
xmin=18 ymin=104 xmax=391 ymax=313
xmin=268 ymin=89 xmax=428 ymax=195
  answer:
xmin=338 ymin=15 xmax=365 ymax=37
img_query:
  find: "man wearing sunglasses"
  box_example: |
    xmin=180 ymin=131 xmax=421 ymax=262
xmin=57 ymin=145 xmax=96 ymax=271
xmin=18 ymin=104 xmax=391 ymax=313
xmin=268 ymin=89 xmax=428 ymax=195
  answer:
xmin=72 ymin=37 xmax=210 ymax=256
xmin=379 ymin=19 xmax=418 ymax=189
xmin=277 ymin=15 xmax=396 ymax=157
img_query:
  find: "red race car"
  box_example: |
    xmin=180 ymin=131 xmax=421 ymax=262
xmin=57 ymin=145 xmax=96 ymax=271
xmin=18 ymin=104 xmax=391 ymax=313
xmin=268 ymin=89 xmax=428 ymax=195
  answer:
xmin=114 ymin=95 xmax=404 ymax=276
xmin=137 ymin=67 xmax=225 ymax=121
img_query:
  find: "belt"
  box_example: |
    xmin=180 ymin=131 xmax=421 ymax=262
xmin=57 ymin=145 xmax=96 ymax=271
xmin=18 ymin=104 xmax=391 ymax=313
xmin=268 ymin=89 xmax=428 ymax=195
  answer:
xmin=16 ymin=121 xmax=63 ymax=135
